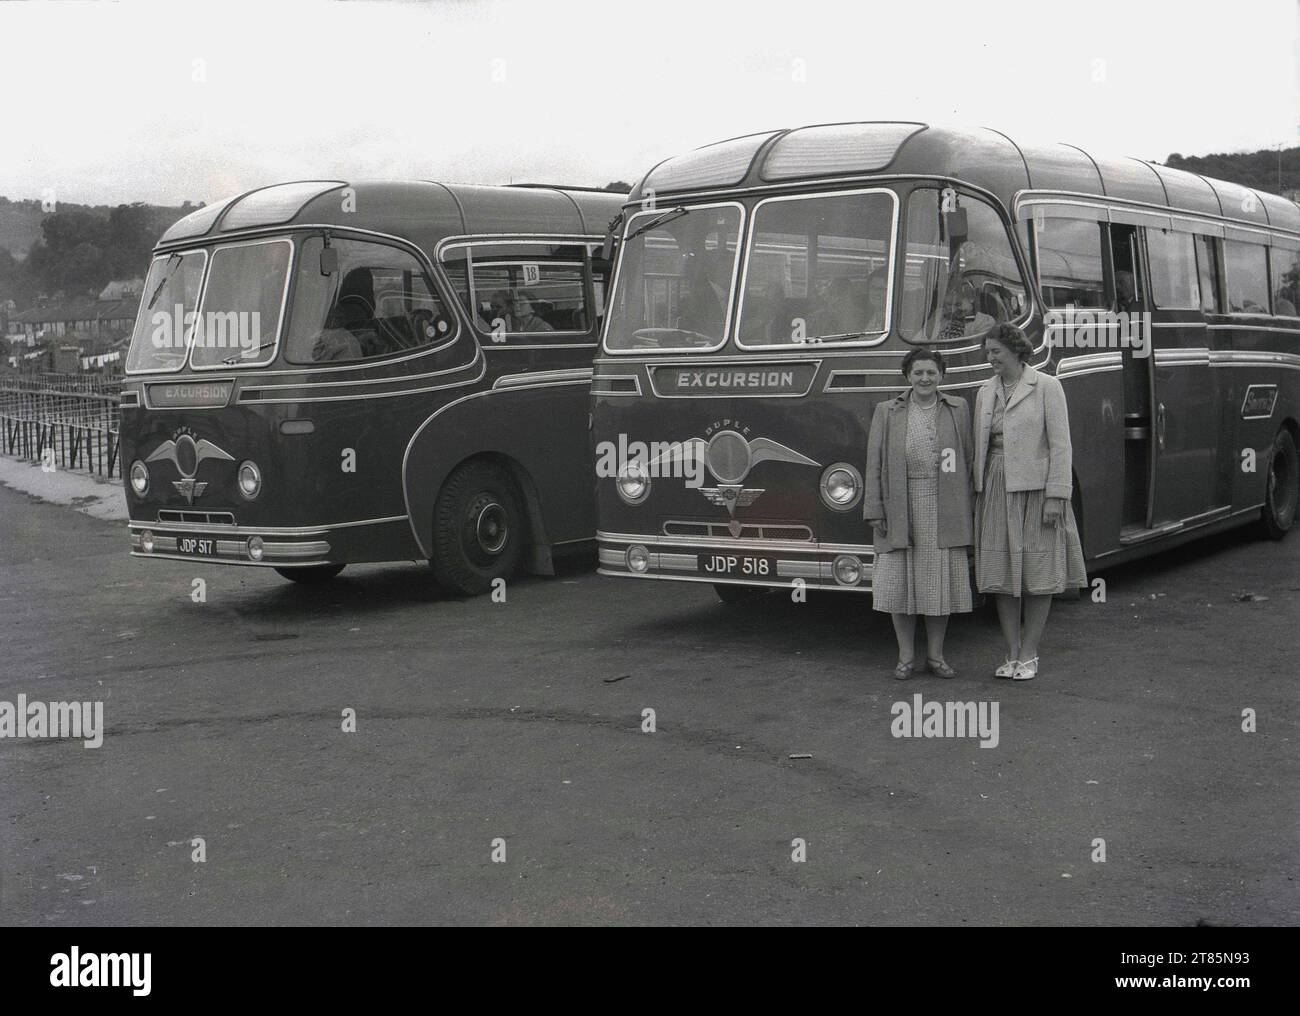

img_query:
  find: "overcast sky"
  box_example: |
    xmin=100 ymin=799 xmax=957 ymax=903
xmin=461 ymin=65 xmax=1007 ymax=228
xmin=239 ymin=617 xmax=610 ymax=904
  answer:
xmin=3 ymin=0 xmax=1298 ymax=207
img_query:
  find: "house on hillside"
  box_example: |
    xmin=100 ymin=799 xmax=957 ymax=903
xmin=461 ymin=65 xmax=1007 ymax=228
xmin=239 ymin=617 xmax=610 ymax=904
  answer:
xmin=98 ymin=278 xmax=144 ymax=301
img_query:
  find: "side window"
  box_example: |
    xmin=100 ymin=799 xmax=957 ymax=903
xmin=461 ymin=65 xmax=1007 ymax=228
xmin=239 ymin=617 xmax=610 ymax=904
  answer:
xmin=441 ymin=243 xmax=593 ymax=338
xmin=1222 ymin=240 xmax=1271 ymax=314
xmin=1146 ymin=228 xmax=1200 ymax=310
xmin=900 ymin=189 xmax=1026 ymax=343
xmin=1270 ymin=244 xmax=1299 ymax=318
xmin=1194 ymin=235 xmax=1221 ymax=313
xmin=286 ymin=237 xmax=454 ymax=364
xmin=1034 ymin=216 xmax=1107 ymax=309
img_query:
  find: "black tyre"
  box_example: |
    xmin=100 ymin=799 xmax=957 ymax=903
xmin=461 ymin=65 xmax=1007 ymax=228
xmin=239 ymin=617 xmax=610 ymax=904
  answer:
xmin=275 ymin=564 xmax=346 ymax=583
xmin=712 ymin=582 xmax=769 ymax=605
xmin=431 ymin=461 xmax=525 ymax=595
xmin=1262 ymin=428 xmax=1299 ymax=540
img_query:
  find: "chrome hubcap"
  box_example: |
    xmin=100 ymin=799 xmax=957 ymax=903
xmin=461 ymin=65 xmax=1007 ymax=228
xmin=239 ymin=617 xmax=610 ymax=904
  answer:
xmin=475 ymin=502 xmax=508 ymax=555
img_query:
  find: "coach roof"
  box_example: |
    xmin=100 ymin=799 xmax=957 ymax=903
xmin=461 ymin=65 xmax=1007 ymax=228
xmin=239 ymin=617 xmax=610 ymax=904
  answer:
xmin=631 ymin=122 xmax=1300 ymax=234
xmin=156 ymin=180 xmax=626 ymax=252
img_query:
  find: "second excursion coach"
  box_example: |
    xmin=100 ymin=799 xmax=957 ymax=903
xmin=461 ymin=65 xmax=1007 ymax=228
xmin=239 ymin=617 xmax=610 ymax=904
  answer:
xmin=120 ymin=180 xmax=623 ymax=593
xmin=592 ymin=122 xmax=1300 ymax=599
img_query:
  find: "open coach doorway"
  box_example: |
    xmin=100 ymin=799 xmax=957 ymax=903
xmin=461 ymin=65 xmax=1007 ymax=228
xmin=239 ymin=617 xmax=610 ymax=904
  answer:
xmin=119 ymin=180 xmax=624 ymax=594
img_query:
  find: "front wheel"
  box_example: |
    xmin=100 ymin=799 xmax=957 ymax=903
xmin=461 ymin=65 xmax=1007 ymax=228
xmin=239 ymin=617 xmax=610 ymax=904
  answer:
xmin=275 ymin=564 xmax=346 ymax=583
xmin=1261 ymin=428 xmax=1298 ymax=539
xmin=431 ymin=461 xmax=525 ymax=595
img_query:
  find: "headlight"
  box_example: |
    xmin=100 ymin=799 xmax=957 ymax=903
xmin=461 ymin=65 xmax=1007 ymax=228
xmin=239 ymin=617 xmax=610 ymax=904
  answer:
xmin=820 ymin=463 xmax=862 ymax=510
xmin=833 ymin=554 xmax=863 ymax=586
xmin=246 ymin=535 xmax=264 ymax=562
xmin=129 ymin=460 xmax=149 ymax=496
xmin=140 ymin=529 xmax=155 ymax=554
xmin=626 ymin=544 xmax=650 ymax=573
xmin=616 ymin=462 xmax=651 ymax=504
xmin=237 ymin=460 xmax=262 ymax=500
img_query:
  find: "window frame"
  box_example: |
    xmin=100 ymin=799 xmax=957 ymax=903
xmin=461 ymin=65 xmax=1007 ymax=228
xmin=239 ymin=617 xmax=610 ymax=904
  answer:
xmin=1031 ymin=210 xmax=1110 ymax=313
xmin=282 ymin=233 xmax=460 ymax=367
xmin=188 ymin=236 xmax=294 ymax=372
xmin=1221 ymin=237 xmax=1273 ymax=318
xmin=123 ymin=248 xmax=210 ymax=375
xmin=1144 ymin=226 xmax=1202 ymax=311
xmin=600 ymin=201 xmax=747 ymax=356
xmin=735 ymin=187 xmax=900 ymax=351
xmin=899 ymin=185 xmax=1031 ymax=345
xmin=1268 ymin=240 xmax=1300 ymax=319
xmin=439 ymin=238 xmax=601 ymax=346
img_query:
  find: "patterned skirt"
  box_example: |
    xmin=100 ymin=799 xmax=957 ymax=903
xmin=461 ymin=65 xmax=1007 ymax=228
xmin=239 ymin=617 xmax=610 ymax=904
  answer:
xmin=974 ymin=450 xmax=1088 ymax=596
xmin=871 ymin=475 xmax=973 ymax=616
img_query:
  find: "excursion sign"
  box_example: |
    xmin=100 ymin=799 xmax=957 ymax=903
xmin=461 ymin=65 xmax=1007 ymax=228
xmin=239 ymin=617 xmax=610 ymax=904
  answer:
xmin=649 ymin=361 xmax=818 ymax=398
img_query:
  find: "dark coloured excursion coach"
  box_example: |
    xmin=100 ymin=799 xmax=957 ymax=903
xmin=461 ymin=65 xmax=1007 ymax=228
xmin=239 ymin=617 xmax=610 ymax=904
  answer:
xmin=119 ymin=180 xmax=623 ymax=593
xmin=592 ymin=122 xmax=1300 ymax=599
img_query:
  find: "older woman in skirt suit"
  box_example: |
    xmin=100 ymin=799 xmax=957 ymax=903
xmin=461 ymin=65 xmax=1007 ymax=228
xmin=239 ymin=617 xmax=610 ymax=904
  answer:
xmin=865 ymin=347 xmax=974 ymax=680
xmin=974 ymin=323 xmax=1087 ymax=680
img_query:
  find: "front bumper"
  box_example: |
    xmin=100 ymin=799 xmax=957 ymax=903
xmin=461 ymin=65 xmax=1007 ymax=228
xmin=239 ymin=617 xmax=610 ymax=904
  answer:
xmin=596 ymin=530 xmax=876 ymax=592
xmin=128 ymin=519 xmax=331 ymax=567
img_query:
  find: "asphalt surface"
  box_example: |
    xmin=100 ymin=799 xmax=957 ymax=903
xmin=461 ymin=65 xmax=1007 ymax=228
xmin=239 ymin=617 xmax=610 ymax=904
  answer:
xmin=0 ymin=480 xmax=1296 ymax=926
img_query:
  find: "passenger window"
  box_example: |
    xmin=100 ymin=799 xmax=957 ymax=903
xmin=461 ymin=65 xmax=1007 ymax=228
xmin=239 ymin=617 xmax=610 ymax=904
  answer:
xmin=1270 ymin=244 xmax=1299 ymax=317
xmin=1146 ymin=229 xmax=1200 ymax=310
xmin=1222 ymin=240 xmax=1271 ymax=314
xmin=900 ymin=189 xmax=1026 ymax=343
xmin=1034 ymin=216 xmax=1107 ymax=309
xmin=1195 ymin=235 xmax=1221 ymax=313
xmin=442 ymin=244 xmax=593 ymax=337
xmin=286 ymin=237 xmax=454 ymax=364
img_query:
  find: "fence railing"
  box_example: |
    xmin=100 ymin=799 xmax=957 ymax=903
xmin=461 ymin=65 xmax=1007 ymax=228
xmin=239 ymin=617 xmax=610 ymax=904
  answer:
xmin=0 ymin=376 xmax=123 ymax=479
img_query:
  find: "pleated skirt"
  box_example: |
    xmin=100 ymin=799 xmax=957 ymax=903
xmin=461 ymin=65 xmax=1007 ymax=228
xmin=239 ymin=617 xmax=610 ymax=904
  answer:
xmin=975 ymin=450 xmax=1088 ymax=596
xmin=871 ymin=475 xmax=973 ymax=616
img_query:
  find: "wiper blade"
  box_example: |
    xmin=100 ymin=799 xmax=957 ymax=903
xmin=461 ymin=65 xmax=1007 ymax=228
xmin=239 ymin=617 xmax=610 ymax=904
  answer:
xmin=144 ymin=253 xmax=182 ymax=312
xmin=222 ymin=341 xmax=275 ymax=364
xmin=624 ymin=205 xmax=689 ymax=243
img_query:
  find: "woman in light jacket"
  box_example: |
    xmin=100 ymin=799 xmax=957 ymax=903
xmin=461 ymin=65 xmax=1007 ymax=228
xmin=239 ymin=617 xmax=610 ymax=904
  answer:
xmin=973 ymin=323 xmax=1087 ymax=681
xmin=865 ymin=347 xmax=974 ymax=680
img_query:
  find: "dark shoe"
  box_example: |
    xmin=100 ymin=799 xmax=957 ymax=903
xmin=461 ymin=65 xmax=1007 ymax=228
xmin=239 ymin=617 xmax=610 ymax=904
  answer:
xmin=926 ymin=657 xmax=957 ymax=679
xmin=893 ymin=660 xmax=916 ymax=681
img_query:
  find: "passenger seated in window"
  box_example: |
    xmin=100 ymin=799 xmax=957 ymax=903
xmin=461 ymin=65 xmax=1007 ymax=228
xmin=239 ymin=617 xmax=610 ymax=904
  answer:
xmin=814 ymin=277 xmax=866 ymax=337
xmin=312 ymin=268 xmax=382 ymax=361
xmin=1273 ymin=283 xmax=1296 ymax=316
xmin=863 ymin=269 xmax=889 ymax=332
xmin=678 ymin=249 xmax=731 ymax=339
xmin=488 ymin=290 xmax=515 ymax=332
xmin=513 ymin=290 xmax=553 ymax=332
xmin=934 ymin=278 xmax=995 ymax=340
xmin=1115 ymin=271 xmax=1139 ymax=313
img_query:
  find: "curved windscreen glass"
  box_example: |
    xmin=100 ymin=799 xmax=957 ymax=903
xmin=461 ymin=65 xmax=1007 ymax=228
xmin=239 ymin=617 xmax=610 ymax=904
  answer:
xmin=603 ymin=204 xmax=743 ymax=352
xmin=736 ymin=190 xmax=897 ymax=347
xmin=125 ymin=251 xmax=208 ymax=373
xmin=189 ymin=239 xmax=292 ymax=367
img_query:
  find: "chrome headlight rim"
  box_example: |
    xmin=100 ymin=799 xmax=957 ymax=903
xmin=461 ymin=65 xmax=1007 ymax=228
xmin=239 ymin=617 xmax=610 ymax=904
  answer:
xmin=820 ymin=462 xmax=863 ymax=511
xmin=625 ymin=544 xmax=650 ymax=573
xmin=833 ymin=553 xmax=863 ymax=586
xmin=237 ymin=460 xmax=262 ymax=501
xmin=129 ymin=459 xmax=150 ymax=497
xmin=615 ymin=462 xmax=651 ymax=505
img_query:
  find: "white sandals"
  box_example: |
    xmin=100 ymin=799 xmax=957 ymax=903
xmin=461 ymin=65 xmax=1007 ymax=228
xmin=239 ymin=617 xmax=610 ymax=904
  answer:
xmin=1012 ymin=657 xmax=1039 ymax=681
xmin=995 ymin=658 xmax=1018 ymax=679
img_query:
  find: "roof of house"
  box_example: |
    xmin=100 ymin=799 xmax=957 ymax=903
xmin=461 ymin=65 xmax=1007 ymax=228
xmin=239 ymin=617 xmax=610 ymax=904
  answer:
xmin=11 ymin=297 xmax=140 ymax=325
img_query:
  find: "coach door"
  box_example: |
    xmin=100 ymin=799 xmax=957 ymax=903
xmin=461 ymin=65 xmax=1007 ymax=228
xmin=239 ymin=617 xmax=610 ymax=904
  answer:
xmin=1142 ymin=220 xmax=1221 ymax=531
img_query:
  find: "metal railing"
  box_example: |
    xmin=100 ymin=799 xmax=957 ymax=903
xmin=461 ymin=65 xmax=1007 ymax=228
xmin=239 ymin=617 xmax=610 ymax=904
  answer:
xmin=0 ymin=375 xmax=123 ymax=478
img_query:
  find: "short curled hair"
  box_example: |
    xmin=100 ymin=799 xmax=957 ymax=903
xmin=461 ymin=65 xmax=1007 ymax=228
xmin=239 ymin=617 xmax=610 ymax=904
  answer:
xmin=901 ymin=345 xmax=946 ymax=378
xmin=982 ymin=323 xmax=1034 ymax=362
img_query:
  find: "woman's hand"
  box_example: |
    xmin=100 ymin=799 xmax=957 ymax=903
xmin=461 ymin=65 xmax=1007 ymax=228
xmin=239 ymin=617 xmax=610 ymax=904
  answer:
xmin=868 ymin=518 xmax=887 ymax=536
xmin=1043 ymin=497 xmax=1066 ymax=526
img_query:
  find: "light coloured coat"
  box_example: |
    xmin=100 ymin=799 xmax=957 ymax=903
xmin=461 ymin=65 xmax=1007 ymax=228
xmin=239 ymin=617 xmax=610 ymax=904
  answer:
xmin=973 ymin=363 xmax=1073 ymax=500
xmin=864 ymin=390 xmax=974 ymax=553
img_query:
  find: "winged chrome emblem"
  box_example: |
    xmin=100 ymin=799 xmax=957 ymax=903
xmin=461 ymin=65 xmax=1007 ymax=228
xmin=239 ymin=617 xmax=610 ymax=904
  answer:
xmin=650 ymin=430 xmax=819 ymax=537
xmin=146 ymin=433 xmax=234 ymax=505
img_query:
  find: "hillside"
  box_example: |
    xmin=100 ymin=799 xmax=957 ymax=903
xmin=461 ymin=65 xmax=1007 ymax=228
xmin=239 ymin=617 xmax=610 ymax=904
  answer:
xmin=1162 ymin=146 xmax=1299 ymax=201
xmin=0 ymin=197 xmax=196 ymax=262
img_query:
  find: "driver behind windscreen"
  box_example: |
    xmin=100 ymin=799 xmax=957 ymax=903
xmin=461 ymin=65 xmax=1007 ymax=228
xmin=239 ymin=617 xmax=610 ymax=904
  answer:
xmin=934 ymin=277 xmax=995 ymax=340
xmin=677 ymin=247 xmax=730 ymax=338
xmin=312 ymin=268 xmax=382 ymax=361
